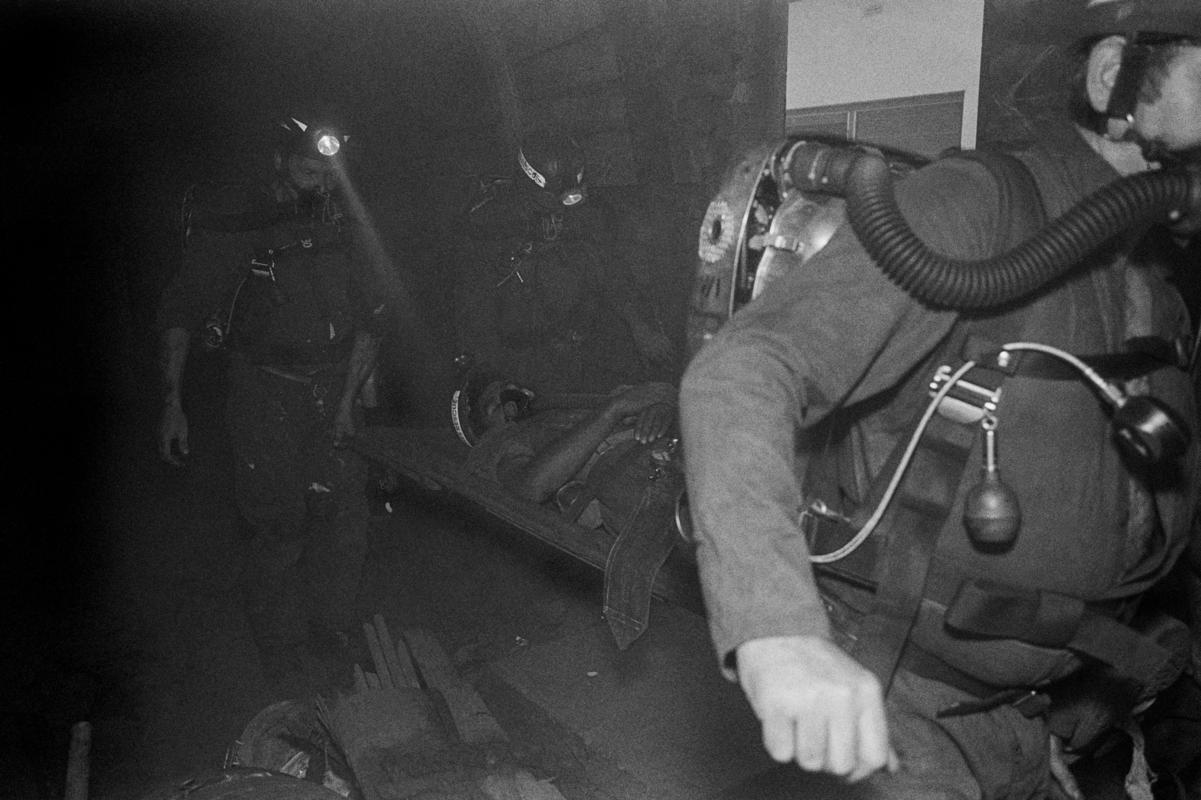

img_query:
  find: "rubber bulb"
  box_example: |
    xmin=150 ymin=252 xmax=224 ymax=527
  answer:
xmin=963 ymin=467 xmax=1022 ymax=550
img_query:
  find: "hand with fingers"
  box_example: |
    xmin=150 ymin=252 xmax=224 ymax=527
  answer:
xmin=605 ymin=382 xmax=677 ymax=443
xmin=736 ymin=635 xmax=898 ymax=783
xmin=332 ymin=403 xmax=357 ymax=448
xmin=159 ymin=401 xmax=189 ymax=466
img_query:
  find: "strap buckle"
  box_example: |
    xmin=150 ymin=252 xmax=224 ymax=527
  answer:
xmin=929 ymin=364 xmax=1003 ymax=425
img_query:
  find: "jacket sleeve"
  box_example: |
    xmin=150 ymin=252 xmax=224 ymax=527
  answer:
xmin=679 ymin=156 xmax=1002 ymax=675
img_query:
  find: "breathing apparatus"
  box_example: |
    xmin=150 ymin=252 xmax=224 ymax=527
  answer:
xmin=688 ymin=99 xmax=1198 ymax=558
xmin=517 ymin=130 xmax=588 ymax=208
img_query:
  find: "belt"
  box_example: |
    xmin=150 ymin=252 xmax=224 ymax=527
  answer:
xmin=899 ymin=644 xmax=1050 ymax=719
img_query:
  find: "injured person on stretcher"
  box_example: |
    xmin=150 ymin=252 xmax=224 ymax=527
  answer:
xmin=351 ymin=362 xmax=695 ymax=650
xmin=453 ymin=367 xmax=687 ymax=649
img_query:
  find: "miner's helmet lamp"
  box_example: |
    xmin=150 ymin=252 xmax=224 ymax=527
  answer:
xmin=517 ymin=129 xmax=588 ymax=208
xmin=278 ymin=116 xmax=351 ymax=161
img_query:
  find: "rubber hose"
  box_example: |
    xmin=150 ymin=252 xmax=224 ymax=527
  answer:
xmin=839 ymin=154 xmax=1199 ymax=310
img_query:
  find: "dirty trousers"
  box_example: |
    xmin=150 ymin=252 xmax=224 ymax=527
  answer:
xmin=226 ymin=357 xmax=370 ymax=650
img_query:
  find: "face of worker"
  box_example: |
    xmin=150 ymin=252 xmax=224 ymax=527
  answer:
xmin=1134 ymin=44 xmax=1201 ymax=160
xmin=285 ymin=152 xmax=338 ymax=196
xmin=480 ymin=381 xmax=533 ymax=432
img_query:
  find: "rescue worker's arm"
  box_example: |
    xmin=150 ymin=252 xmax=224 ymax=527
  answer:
xmin=332 ymin=330 xmax=381 ymax=446
xmin=158 ymin=327 xmax=191 ymax=466
xmin=679 ymin=157 xmax=996 ymax=780
xmin=155 ymin=224 xmax=250 ymax=465
xmin=501 ymin=382 xmax=676 ymax=503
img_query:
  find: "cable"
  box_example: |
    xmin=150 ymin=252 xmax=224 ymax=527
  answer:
xmin=809 ymin=339 xmax=1134 ymax=563
xmin=809 ymin=359 xmax=977 ymax=563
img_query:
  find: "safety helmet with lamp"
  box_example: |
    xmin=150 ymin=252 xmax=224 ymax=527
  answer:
xmin=517 ymin=129 xmax=588 ymax=208
xmin=278 ymin=116 xmax=351 ymax=161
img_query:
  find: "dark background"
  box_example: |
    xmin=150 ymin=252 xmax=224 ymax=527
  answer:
xmin=8 ymin=0 xmax=496 ymax=621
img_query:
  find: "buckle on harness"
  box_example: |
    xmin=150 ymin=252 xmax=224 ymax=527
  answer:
xmin=929 ymin=365 xmax=1002 ymax=425
xmin=249 ymin=256 xmax=276 ymax=281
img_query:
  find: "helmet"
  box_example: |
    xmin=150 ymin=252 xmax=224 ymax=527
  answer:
xmin=1019 ymin=0 xmax=1201 ymax=42
xmin=449 ymin=360 xmax=533 ymax=447
xmin=277 ymin=116 xmax=350 ymax=160
xmin=517 ymin=129 xmax=587 ymax=207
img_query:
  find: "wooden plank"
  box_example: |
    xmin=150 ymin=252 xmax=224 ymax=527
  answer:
xmin=362 ymin=621 xmax=394 ymax=690
xmin=374 ymin=614 xmax=421 ymax=688
xmin=402 ymin=628 xmax=510 ymax=746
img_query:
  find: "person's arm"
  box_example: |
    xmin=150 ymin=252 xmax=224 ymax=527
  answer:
xmin=332 ymin=330 xmax=381 ymax=446
xmin=504 ymin=382 xmax=676 ymax=503
xmin=680 ymin=157 xmax=996 ymax=780
xmin=158 ymin=326 xmax=191 ymax=466
xmin=679 ymin=260 xmax=904 ymax=780
xmin=155 ymin=223 xmax=248 ymax=465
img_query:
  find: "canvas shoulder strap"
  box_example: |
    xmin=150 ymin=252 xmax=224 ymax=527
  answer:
xmin=847 ymin=149 xmax=1048 ymax=691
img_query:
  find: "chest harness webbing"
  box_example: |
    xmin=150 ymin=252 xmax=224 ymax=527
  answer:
xmin=804 ymin=152 xmax=1187 ymax=713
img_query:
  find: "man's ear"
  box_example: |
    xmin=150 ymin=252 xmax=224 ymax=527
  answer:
xmin=1086 ymin=35 xmax=1128 ymax=114
xmin=273 ymin=151 xmax=284 ymax=172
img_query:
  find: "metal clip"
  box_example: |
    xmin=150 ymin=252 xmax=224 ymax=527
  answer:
xmin=929 ymin=365 xmax=1002 ymax=425
xmin=249 ymin=256 xmax=276 ymax=281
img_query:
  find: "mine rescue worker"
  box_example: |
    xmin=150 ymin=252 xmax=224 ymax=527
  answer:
xmin=679 ymin=0 xmax=1200 ymax=796
xmin=453 ymin=129 xmax=675 ymax=395
xmin=156 ymin=115 xmax=396 ymax=686
xmin=451 ymin=367 xmax=683 ymax=648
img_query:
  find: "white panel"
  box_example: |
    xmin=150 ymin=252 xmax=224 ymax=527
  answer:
xmin=786 ymin=0 xmax=984 ymax=148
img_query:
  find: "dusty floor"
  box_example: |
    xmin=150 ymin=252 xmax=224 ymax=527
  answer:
xmin=6 ymin=355 xmax=784 ymax=800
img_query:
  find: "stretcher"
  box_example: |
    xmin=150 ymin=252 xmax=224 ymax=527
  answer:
xmin=351 ymin=425 xmax=704 ymax=625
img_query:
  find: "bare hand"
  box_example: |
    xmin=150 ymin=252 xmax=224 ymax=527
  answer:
xmin=633 ymin=403 xmax=674 ymax=443
xmin=332 ymin=404 xmax=356 ymax=447
xmin=159 ymin=401 xmax=189 ymax=466
xmin=1049 ymin=734 xmax=1083 ymax=800
xmin=736 ymin=635 xmax=897 ymax=782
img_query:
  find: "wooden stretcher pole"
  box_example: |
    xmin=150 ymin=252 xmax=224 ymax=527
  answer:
xmin=529 ymin=392 xmax=612 ymax=411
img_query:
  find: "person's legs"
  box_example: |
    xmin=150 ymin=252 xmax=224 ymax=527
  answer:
xmin=864 ymin=669 xmax=1052 ymax=800
xmin=816 ymin=585 xmax=1052 ymax=799
xmin=227 ymin=360 xmax=311 ymax=682
xmin=299 ymin=402 xmax=370 ymax=642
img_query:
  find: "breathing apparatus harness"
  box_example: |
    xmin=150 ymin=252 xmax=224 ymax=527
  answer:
xmin=688 ymin=135 xmax=1199 ymax=699
xmin=691 ymin=136 xmax=1197 ymax=555
xmin=182 ymin=119 xmax=352 ymax=351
